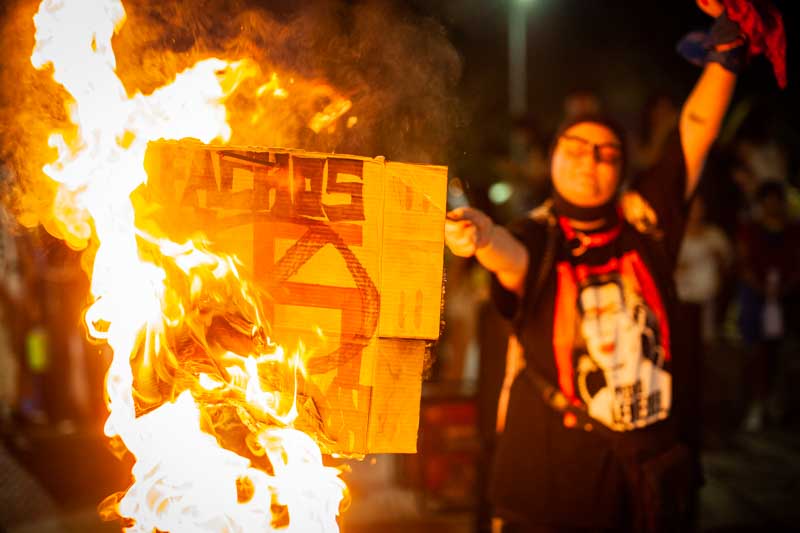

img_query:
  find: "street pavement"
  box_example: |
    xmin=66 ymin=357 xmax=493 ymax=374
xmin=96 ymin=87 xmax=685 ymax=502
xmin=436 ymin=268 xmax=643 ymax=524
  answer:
xmin=698 ymin=429 xmax=800 ymax=532
xmin=2 ymin=422 xmax=799 ymax=532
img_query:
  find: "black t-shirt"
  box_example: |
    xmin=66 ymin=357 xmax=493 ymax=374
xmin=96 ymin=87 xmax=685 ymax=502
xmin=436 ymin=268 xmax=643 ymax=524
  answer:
xmin=489 ymin=133 xmax=690 ymax=528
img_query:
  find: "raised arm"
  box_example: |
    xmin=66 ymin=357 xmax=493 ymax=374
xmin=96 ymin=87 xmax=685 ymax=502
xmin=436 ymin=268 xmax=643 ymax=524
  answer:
xmin=444 ymin=207 xmax=529 ymax=296
xmin=680 ymin=0 xmax=741 ymax=197
xmin=680 ymin=62 xmax=737 ymax=195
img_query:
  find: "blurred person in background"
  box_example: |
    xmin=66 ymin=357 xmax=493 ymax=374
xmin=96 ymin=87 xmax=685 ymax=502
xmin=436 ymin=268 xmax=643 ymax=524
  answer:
xmin=22 ymin=281 xmax=49 ymax=425
xmin=39 ymin=234 xmax=91 ymax=430
xmin=563 ymin=89 xmax=603 ymax=121
xmin=730 ymin=121 xmax=800 ymax=220
xmin=0 ymin=195 xmax=66 ymax=533
xmin=501 ymin=116 xmax=550 ymax=211
xmin=737 ymin=180 xmax=800 ymax=431
xmin=631 ymin=93 xmax=680 ymax=174
xmin=674 ymin=194 xmax=732 ymax=452
xmin=0 ymin=202 xmax=23 ymax=429
xmin=675 ymin=195 xmax=733 ymax=345
xmin=443 ymin=1 xmax=780 ymax=530
xmin=0 ymin=305 xmax=16 ymax=427
xmin=0 ymin=303 xmax=19 ymax=435
xmin=440 ymin=255 xmax=489 ymax=383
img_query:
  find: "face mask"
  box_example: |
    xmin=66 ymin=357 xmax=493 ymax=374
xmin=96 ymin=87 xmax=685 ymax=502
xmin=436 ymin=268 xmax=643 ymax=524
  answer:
xmin=551 ymin=187 xmax=619 ymax=224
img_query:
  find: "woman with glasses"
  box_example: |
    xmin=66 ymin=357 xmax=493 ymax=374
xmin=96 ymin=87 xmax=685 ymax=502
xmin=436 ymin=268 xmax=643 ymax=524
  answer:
xmin=445 ymin=1 xmax=784 ymax=531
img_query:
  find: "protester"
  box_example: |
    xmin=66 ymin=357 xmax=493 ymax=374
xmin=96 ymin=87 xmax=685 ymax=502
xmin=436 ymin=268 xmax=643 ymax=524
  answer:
xmin=674 ymin=194 xmax=733 ymax=478
xmin=562 ymin=89 xmax=603 ymax=121
xmin=0 ymin=306 xmax=17 ymax=429
xmin=631 ymin=93 xmax=680 ymax=174
xmin=443 ymin=1 xmax=775 ymax=530
xmin=495 ymin=116 xmax=550 ymax=212
xmin=0 ymin=203 xmax=22 ymax=428
xmin=675 ymin=195 xmax=733 ymax=344
xmin=737 ymin=180 xmax=800 ymax=431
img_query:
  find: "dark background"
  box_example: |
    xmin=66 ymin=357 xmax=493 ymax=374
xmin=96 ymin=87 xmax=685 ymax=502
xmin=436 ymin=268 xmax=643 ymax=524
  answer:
xmin=419 ymin=0 xmax=800 ymax=206
xmin=1 ymin=1 xmax=799 ymax=532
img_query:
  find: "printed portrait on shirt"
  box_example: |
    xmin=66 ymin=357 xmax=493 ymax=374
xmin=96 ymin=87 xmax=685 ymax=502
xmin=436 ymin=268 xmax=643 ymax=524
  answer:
xmin=553 ymin=252 xmax=672 ymax=431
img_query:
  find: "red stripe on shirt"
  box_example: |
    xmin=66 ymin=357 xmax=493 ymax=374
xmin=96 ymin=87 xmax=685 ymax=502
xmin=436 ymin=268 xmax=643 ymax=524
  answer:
xmin=623 ymin=251 xmax=671 ymax=361
xmin=554 ymin=261 xmax=577 ymax=398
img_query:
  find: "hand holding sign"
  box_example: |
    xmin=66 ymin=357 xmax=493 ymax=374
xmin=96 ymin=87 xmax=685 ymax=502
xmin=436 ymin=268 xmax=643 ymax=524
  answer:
xmin=444 ymin=206 xmax=495 ymax=258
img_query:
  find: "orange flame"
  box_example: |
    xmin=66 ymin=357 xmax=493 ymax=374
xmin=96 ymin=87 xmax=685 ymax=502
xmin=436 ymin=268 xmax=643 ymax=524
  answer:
xmin=31 ymin=0 xmax=348 ymax=530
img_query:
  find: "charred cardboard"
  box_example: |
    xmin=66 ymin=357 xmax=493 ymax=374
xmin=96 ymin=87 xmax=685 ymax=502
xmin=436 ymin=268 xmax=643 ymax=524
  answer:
xmin=140 ymin=140 xmax=447 ymax=454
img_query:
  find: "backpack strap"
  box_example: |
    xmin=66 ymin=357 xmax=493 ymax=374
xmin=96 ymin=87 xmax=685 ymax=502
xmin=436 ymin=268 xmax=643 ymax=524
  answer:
xmin=523 ymin=365 xmax=616 ymax=437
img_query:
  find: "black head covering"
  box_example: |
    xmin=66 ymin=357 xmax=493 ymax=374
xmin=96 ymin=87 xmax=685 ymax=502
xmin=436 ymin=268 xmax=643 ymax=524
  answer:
xmin=549 ymin=113 xmax=628 ymax=223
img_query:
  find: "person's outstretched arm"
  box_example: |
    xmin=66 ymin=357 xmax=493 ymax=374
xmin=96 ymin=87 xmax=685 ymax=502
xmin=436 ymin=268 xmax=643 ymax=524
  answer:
xmin=680 ymin=0 xmax=740 ymax=197
xmin=444 ymin=207 xmax=529 ymax=296
xmin=681 ymin=63 xmax=737 ymax=196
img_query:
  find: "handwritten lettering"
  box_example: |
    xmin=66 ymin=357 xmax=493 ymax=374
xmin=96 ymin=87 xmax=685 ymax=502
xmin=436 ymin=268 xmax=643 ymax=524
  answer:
xmin=178 ymin=148 xmax=365 ymax=222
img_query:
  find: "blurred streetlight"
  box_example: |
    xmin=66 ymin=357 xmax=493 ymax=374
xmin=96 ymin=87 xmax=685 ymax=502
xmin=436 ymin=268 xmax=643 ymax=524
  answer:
xmin=508 ymin=0 xmax=534 ymax=117
xmin=489 ymin=181 xmax=514 ymax=205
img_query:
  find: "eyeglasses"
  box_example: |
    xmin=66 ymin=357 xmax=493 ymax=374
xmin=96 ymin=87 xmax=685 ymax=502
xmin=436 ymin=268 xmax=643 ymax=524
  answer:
xmin=558 ymin=134 xmax=623 ymax=165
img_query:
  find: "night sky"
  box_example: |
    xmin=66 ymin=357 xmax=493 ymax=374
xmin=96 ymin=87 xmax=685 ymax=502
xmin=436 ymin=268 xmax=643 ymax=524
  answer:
xmin=425 ymin=1 xmax=797 ymax=121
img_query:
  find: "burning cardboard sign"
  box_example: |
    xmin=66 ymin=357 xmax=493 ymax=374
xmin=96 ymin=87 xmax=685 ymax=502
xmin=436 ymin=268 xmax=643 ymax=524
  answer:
xmin=140 ymin=141 xmax=447 ymax=455
xmin=23 ymin=0 xmax=448 ymax=527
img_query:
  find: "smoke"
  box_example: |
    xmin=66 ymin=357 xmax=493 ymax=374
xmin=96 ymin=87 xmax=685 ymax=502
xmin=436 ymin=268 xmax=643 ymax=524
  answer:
xmin=115 ymin=0 xmax=464 ymax=159
xmin=0 ymin=0 xmax=462 ymax=228
xmin=0 ymin=0 xmax=68 ymax=229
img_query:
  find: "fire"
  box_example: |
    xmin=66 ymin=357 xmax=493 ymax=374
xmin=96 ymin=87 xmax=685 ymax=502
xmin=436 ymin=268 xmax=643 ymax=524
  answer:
xmin=30 ymin=0 xmax=349 ymax=530
xmin=309 ymin=95 xmax=353 ymax=134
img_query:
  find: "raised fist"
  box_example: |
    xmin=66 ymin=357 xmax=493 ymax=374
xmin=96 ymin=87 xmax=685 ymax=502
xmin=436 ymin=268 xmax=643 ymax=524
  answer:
xmin=696 ymin=0 xmax=725 ymax=18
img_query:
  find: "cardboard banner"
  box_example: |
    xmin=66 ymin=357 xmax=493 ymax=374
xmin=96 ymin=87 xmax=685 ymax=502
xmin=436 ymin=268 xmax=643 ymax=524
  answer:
xmin=141 ymin=140 xmax=447 ymax=454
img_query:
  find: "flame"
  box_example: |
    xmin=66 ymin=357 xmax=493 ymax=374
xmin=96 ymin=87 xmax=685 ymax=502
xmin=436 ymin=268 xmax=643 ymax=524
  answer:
xmin=309 ymin=96 xmax=353 ymax=134
xmin=256 ymin=73 xmax=290 ymax=100
xmin=244 ymin=72 xmax=354 ymax=140
xmin=30 ymin=0 xmax=348 ymax=530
